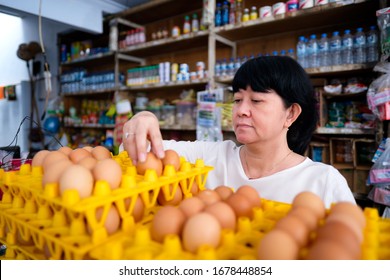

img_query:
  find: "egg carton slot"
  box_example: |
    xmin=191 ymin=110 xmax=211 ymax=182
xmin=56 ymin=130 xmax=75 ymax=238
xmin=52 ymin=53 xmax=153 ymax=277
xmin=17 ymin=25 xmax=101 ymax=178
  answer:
xmin=0 ymin=157 xmax=213 ymax=260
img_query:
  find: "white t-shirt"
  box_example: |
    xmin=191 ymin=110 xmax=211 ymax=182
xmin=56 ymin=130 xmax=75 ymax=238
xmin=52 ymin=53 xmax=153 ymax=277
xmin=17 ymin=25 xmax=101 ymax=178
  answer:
xmin=163 ymin=140 xmax=356 ymax=208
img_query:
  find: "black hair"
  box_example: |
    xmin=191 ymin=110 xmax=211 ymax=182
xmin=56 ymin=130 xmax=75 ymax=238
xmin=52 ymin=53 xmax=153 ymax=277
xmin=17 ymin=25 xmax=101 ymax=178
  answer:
xmin=232 ymin=56 xmax=318 ymax=155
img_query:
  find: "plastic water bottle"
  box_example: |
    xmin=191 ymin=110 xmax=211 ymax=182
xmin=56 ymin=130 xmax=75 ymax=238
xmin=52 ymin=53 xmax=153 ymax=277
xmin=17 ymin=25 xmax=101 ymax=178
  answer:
xmin=330 ymin=31 xmax=342 ymax=65
xmin=222 ymin=1 xmax=229 ymax=26
xmin=215 ymin=60 xmax=221 ymax=77
xmin=366 ymin=25 xmax=379 ymax=62
xmin=220 ymin=58 xmax=227 ymax=76
xmin=288 ymin=48 xmax=296 ymax=60
xmin=227 ymin=57 xmax=235 ymax=76
xmin=234 ymin=56 xmax=241 ymax=74
xmin=215 ymin=3 xmax=222 ymax=27
xmin=354 ymin=27 xmax=366 ymax=64
xmin=318 ymin=33 xmax=330 ymax=67
xmin=342 ymin=29 xmax=354 ymax=65
xmin=307 ymin=34 xmax=319 ymax=68
xmin=296 ymin=36 xmax=307 ymax=68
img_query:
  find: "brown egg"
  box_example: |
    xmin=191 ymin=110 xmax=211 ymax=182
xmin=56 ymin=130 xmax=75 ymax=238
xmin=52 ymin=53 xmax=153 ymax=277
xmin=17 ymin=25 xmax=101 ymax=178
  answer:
xmin=315 ymin=221 xmax=361 ymax=259
xmin=306 ymin=239 xmax=357 ymax=260
xmin=131 ymin=196 xmax=145 ymax=223
xmin=288 ymin=206 xmax=319 ymax=232
xmin=82 ymin=146 xmax=94 ymax=152
xmin=78 ymin=156 xmax=97 ymax=170
xmin=257 ymin=229 xmax=300 ymax=260
xmin=58 ymin=146 xmax=73 ymax=156
xmin=178 ymin=197 xmax=205 ymax=218
xmin=59 ymin=165 xmax=94 ymax=199
xmin=214 ymin=185 xmax=234 ymax=200
xmin=136 ymin=152 xmax=163 ymax=176
xmin=330 ymin=202 xmax=366 ymax=229
xmin=42 ymin=151 xmax=69 ymax=172
xmin=89 ymin=205 xmax=121 ymax=235
xmin=32 ymin=150 xmax=50 ymax=166
xmin=225 ymin=193 xmax=253 ymax=219
xmin=91 ymin=146 xmax=112 ymax=160
xmin=325 ymin=212 xmax=364 ymax=243
xmin=150 ymin=206 xmax=186 ymax=243
xmin=182 ymin=212 xmax=221 ymax=253
xmin=204 ymin=201 xmax=236 ymax=230
xmin=236 ymin=185 xmax=261 ymax=208
xmin=196 ymin=189 xmax=221 ymax=206
xmin=157 ymin=185 xmax=183 ymax=206
xmin=161 ymin=149 xmax=181 ymax=171
xmin=189 ymin=180 xmax=199 ymax=195
xmin=92 ymin=158 xmax=122 ymax=190
xmin=292 ymin=191 xmax=326 ymax=220
xmin=42 ymin=159 xmax=73 ymax=186
xmin=274 ymin=215 xmax=310 ymax=247
xmin=69 ymin=148 xmax=92 ymax=163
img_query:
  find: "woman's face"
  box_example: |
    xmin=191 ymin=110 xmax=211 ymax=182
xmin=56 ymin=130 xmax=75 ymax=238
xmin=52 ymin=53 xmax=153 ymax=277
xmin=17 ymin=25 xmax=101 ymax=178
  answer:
xmin=232 ymin=86 xmax=291 ymax=144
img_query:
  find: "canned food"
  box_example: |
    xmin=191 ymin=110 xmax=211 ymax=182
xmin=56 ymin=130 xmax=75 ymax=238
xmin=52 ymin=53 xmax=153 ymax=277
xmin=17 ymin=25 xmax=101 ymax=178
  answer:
xmin=260 ymin=6 xmax=272 ymax=18
xmin=272 ymin=2 xmax=286 ymax=16
xmin=179 ymin=63 xmax=189 ymax=74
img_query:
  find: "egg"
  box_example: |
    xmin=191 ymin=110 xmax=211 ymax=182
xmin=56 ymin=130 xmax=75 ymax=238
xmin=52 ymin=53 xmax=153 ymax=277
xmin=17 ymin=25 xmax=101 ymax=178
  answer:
xmin=31 ymin=150 xmax=50 ymax=166
xmin=257 ymin=229 xmax=300 ymax=260
xmin=274 ymin=215 xmax=310 ymax=247
xmin=178 ymin=197 xmax=205 ymax=218
xmin=182 ymin=212 xmax=221 ymax=253
xmin=82 ymin=146 xmax=94 ymax=152
xmin=131 ymin=196 xmax=145 ymax=223
xmin=315 ymin=220 xmax=361 ymax=259
xmin=42 ymin=159 xmax=73 ymax=186
xmin=150 ymin=205 xmax=186 ymax=243
xmin=214 ymin=185 xmax=234 ymax=200
xmin=78 ymin=156 xmax=97 ymax=170
xmin=288 ymin=206 xmax=319 ymax=232
xmin=236 ymin=185 xmax=261 ymax=208
xmin=189 ymin=180 xmax=199 ymax=195
xmin=196 ymin=189 xmax=221 ymax=206
xmin=329 ymin=201 xmax=366 ymax=229
xmin=204 ymin=201 xmax=236 ymax=230
xmin=325 ymin=212 xmax=364 ymax=243
xmin=292 ymin=191 xmax=326 ymax=220
xmin=91 ymin=146 xmax=112 ymax=160
xmin=59 ymin=165 xmax=94 ymax=199
xmin=94 ymin=205 xmax=121 ymax=235
xmin=161 ymin=149 xmax=180 ymax=171
xmin=306 ymin=239 xmax=357 ymax=260
xmin=42 ymin=151 xmax=69 ymax=172
xmin=157 ymin=185 xmax=183 ymax=206
xmin=57 ymin=146 xmax=73 ymax=156
xmin=136 ymin=151 xmax=163 ymax=176
xmin=92 ymin=158 xmax=122 ymax=190
xmin=225 ymin=193 xmax=253 ymax=219
xmin=69 ymin=148 xmax=92 ymax=163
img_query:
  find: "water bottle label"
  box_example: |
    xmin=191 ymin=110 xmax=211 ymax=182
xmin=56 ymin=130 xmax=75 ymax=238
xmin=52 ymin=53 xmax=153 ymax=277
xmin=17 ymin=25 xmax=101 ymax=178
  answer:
xmin=367 ymin=35 xmax=377 ymax=44
xmin=343 ymin=38 xmax=353 ymax=48
xmin=355 ymin=37 xmax=366 ymax=46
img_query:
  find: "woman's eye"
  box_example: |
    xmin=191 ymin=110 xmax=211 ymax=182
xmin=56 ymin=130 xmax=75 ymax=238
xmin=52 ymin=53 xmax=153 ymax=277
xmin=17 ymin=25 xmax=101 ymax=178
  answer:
xmin=233 ymin=99 xmax=241 ymax=103
xmin=252 ymin=99 xmax=262 ymax=103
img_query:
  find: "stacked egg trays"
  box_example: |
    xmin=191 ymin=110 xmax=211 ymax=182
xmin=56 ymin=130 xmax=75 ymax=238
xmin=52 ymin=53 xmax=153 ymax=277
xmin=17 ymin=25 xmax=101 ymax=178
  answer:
xmin=0 ymin=151 xmax=213 ymax=260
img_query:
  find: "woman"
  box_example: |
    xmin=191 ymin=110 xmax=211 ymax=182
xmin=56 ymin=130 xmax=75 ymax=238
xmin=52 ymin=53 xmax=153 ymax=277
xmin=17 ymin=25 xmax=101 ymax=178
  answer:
xmin=122 ymin=56 xmax=355 ymax=208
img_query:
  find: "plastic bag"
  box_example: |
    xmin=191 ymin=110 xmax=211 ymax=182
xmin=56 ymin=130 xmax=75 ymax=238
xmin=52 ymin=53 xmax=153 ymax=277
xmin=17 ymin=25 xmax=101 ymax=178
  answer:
xmin=366 ymin=61 xmax=390 ymax=120
xmin=369 ymin=138 xmax=390 ymax=184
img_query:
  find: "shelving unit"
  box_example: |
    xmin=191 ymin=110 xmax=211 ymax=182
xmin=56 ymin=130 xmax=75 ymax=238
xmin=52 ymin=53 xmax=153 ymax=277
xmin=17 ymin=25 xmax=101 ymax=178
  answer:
xmin=58 ymin=0 xmax=383 ymax=196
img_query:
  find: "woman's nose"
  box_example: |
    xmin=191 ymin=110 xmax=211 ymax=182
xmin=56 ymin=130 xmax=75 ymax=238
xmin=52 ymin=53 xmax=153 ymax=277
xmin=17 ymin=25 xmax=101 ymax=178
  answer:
xmin=236 ymin=101 xmax=250 ymax=117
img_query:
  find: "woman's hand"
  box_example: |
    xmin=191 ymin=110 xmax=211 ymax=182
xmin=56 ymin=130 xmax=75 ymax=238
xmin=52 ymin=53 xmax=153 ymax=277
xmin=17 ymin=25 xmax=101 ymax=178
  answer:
xmin=122 ymin=111 xmax=165 ymax=164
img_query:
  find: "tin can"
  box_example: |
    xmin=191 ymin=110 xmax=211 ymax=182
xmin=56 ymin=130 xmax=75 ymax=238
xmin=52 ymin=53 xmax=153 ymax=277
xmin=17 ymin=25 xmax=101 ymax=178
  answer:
xmin=260 ymin=6 xmax=272 ymax=18
xmin=196 ymin=61 xmax=205 ymax=71
xmin=286 ymin=0 xmax=299 ymax=12
xmin=315 ymin=0 xmax=328 ymax=6
xmin=179 ymin=63 xmax=189 ymax=74
xmin=272 ymin=2 xmax=286 ymax=16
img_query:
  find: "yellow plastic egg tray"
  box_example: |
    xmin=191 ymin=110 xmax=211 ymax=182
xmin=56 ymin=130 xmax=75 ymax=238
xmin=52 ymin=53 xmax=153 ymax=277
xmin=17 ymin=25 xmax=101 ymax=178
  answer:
xmin=0 ymin=152 xmax=213 ymax=260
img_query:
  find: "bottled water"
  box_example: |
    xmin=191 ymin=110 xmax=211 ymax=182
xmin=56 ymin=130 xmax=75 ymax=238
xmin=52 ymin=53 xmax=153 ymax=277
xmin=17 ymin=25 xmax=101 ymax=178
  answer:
xmin=215 ymin=3 xmax=222 ymax=27
xmin=342 ymin=29 xmax=354 ymax=65
xmin=354 ymin=27 xmax=366 ymax=63
xmin=227 ymin=57 xmax=235 ymax=76
xmin=318 ymin=33 xmax=330 ymax=67
xmin=307 ymin=34 xmax=319 ymax=68
xmin=366 ymin=25 xmax=379 ymax=62
xmin=220 ymin=58 xmax=227 ymax=76
xmin=222 ymin=1 xmax=229 ymax=26
xmin=330 ymin=31 xmax=342 ymax=65
xmin=234 ymin=56 xmax=241 ymax=74
xmin=297 ymin=36 xmax=307 ymax=68
xmin=288 ymin=48 xmax=296 ymax=60
xmin=215 ymin=60 xmax=221 ymax=77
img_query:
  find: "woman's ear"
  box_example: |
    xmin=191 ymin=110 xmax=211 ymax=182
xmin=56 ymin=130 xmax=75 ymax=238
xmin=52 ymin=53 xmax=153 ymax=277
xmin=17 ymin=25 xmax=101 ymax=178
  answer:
xmin=285 ymin=103 xmax=302 ymax=128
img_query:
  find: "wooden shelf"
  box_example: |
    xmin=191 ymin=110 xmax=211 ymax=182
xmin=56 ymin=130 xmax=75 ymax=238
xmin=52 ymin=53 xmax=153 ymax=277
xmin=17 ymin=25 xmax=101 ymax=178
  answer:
xmin=62 ymin=87 xmax=118 ymax=97
xmin=122 ymin=78 xmax=208 ymax=91
xmin=119 ymin=30 xmax=209 ymax=57
xmin=60 ymin=51 xmax=115 ymax=67
xmin=214 ymin=1 xmax=377 ymax=42
xmin=64 ymin=124 xmax=115 ymax=129
xmin=315 ymin=127 xmax=375 ymax=135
